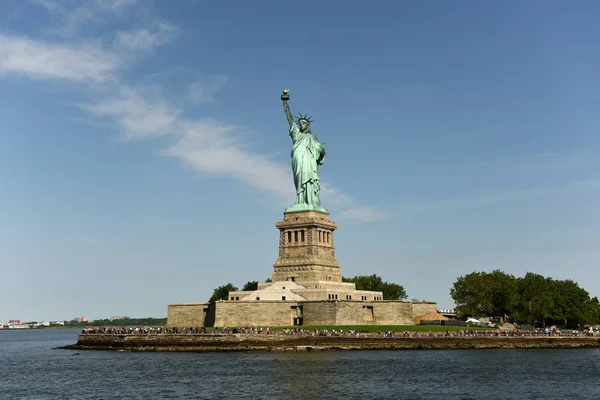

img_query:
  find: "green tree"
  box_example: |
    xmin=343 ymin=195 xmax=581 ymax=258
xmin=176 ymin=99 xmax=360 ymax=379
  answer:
xmin=486 ymin=270 xmax=517 ymax=317
xmin=450 ymin=270 xmax=517 ymax=318
xmin=343 ymin=274 xmax=407 ymax=300
xmin=587 ymin=297 xmax=600 ymax=325
xmin=209 ymin=283 xmax=238 ymax=302
xmin=451 ymin=270 xmax=600 ymax=326
xmin=514 ymin=273 xmax=555 ymax=326
xmin=550 ymin=279 xmax=599 ymax=327
xmin=450 ymin=272 xmax=492 ymax=317
xmin=242 ymin=281 xmax=258 ymax=291
xmin=382 ymin=283 xmax=408 ymax=301
xmin=65 ymin=317 xmax=167 ymax=327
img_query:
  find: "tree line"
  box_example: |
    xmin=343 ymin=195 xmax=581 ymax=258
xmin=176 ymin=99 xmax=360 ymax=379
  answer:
xmin=342 ymin=274 xmax=407 ymax=300
xmin=209 ymin=274 xmax=407 ymax=302
xmin=450 ymin=270 xmax=600 ymax=327
xmin=65 ymin=317 xmax=168 ymax=327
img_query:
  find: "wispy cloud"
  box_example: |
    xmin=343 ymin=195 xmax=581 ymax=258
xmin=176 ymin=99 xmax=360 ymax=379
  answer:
xmin=0 ymin=34 xmax=119 ymax=82
xmin=167 ymin=123 xmax=293 ymax=198
xmin=321 ymin=185 xmax=387 ymax=222
xmin=84 ymin=86 xmax=181 ymax=139
xmin=397 ymin=179 xmax=600 ymax=217
xmin=188 ymin=75 xmax=228 ymax=104
xmin=31 ymin=0 xmax=65 ymax=13
xmin=33 ymin=0 xmax=137 ymax=37
xmin=8 ymin=1 xmax=386 ymax=223
xmin=115 ymin=22 xmax=176 ymax=51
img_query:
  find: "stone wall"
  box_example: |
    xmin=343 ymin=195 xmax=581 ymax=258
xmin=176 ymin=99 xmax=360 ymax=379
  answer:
xmin=166 ymin=303 xmax=210 ymax=327
xmin=371 ymin=301 xmax=414 ymax=325
xmin=302 ymin=301 xmax=338 ymax=325
xmin=302 ymin=301 xmax=419 ymax=326
xmin=213 ymin=301 xmax=299 ymax=327
xmin=72 ymin=334 xmax=600 ymax=352
xmin=167 ymin=300 xmax=438 ymax=327
xmin=411 ymin=302 xmax=438 ymax=322
xmin=335 ymin=302 xmax=373 ymax=325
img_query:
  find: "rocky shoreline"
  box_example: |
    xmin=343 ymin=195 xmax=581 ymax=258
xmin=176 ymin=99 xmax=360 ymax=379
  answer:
xmin=60 ymin=334 xmax=600 ymax=352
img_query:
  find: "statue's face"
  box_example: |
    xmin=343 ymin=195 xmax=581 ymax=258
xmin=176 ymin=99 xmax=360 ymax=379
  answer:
xmin=299 ymin=120 xmax=310 ymax=132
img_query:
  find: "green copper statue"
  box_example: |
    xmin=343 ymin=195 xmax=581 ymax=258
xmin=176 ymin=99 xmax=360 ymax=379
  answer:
xmin=281 ymin=89 xmax=327 ymax=212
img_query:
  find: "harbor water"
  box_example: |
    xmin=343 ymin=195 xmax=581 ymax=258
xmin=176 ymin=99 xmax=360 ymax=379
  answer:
xmin=1 ymin=329 xmax=599 ymax=399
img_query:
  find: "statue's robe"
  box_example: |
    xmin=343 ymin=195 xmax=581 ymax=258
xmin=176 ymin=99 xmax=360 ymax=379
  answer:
xmin=289 ymin=123 xmax=326 ymax=207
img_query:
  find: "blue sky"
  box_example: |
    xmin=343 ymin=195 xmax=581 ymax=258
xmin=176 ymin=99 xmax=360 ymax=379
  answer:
xmin=1 ymin=0 xmax=599 ymax=322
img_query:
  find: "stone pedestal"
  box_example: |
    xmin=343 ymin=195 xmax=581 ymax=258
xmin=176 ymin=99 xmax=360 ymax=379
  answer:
xmin=272 ymin=210 xmax=342 ymax=283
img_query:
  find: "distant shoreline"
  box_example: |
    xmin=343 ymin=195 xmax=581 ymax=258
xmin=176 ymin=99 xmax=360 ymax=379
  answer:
xmin=60 ymin=334 xmax=600 ymax=352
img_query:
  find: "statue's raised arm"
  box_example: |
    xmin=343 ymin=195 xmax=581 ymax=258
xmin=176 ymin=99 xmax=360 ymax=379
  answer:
xmin=281 ymin=89 xmax=294 ymax=128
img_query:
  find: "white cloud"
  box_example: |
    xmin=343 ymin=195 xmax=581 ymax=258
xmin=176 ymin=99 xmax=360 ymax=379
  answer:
xmin=0 ymin=34 xmax=119 ymax=82
xmin=86 ymin=87 xmax=294 ymax=200
xmin=32 ymin=0 xmax=137 ymax=37
xmin=321 ymin=185 xmax=387 ymax=222
xmin=116 ymin=22 xmax=176 ymax=51
xmin=167 ymin=128 xmax=294 ymax=200
xmin=97 ymin=0 xmax=137 ymax=11
xmin=6 ymin=4 xmax=385 ymax=223
xmin=31 ymin=0 xmax=65 ymax=13
xmin=188 ymin=76 xmax=228 ymax=104
xmin=33 ymin=0 xmax=136 ymax=12
xmin=84 ymin=87 xmax=181 ymax=139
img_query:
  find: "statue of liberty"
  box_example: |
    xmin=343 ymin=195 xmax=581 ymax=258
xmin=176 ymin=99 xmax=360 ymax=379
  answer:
xmin=281 ymin=89 xmax=327 ymax=212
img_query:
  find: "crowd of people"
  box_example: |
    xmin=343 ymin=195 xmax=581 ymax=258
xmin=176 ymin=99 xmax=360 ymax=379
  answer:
xmin=81 ymin=325 xmax=599 ymax=337
xmin=81 ymin=326 xmax=203 ymax=335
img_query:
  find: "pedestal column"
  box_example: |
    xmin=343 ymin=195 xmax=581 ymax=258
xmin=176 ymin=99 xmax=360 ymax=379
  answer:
xmin=272 ymin=210 xmax=341 ymax=283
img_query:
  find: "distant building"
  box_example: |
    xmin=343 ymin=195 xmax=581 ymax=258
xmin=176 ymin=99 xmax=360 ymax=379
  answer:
xmin=8 ymin=319 xmax=20 ymax=324
xmin=109 ymin=316 xmax=129 ymax=321
xmin=9 ymin=324 xmax=29 ymax=329
xmin=51 ymin=321 xmax=65 ymax=326
xmin=72 ymin=316 xmax=87 ymax=323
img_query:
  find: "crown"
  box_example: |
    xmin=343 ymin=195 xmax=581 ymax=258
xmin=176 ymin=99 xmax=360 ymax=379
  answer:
xmin=295 ymin=113 xmax=314 ymax=124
